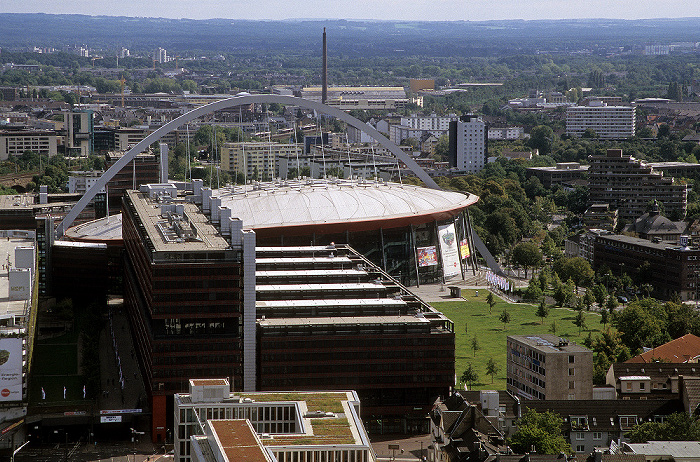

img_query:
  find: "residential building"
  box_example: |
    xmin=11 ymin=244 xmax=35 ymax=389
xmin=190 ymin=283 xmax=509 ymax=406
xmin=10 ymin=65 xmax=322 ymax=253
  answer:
xmin=566 ymin=103 xmax=635 ymax=139
xmin=156 ymin=47 xmax=167 ymax=63
xmin=0 ymin=129 xmax=58 ymax=160
xmin=582 ymin=204 xmax=617 ymax=231
xmin=506 ymin=335 xmax=593 ymax=400
xmin=401 ymin=113 xmax=457 ymax=131
xmin=524 ymin=398 xmax=683 ymax=455
xmin=526 ymin=163 xmax=589 ymax=189
xmin=622 ymin=441 xmax=700 ymax=461
xmin=448 ymin=115 xmax=487 ymax=173
xmin=175 ymin=379 xmax=374 ymax=462
xmin=67 ymin=171 xmax=105 ymax=195
xmin=488 ymin=126 xmax=525 ymax=140
xmin=648 ymin=161 xmax=700 ymax=180
xmin=588 ymin=149 xmax=687 ymax=222
xmin=429 ymin=392 xmax=507 ymax=462
xmin=219 ymin=142 xmax=302 ymax=179
xmin=592 ymin=233 xmax=700 ymax=300
xmin=606 ymin=362 xmax=700 ymax=398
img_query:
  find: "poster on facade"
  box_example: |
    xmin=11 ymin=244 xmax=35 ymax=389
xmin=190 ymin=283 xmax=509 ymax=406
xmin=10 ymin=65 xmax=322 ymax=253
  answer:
xmin=0 ymin=338 xmax=23 ymax=402
xmin=417 ymin=246 xmax=438 ymax=267
xmin=438 ymin=223 xmax=461 ymax=278
xmin=459 ymin=239 xmax=471 ymax=260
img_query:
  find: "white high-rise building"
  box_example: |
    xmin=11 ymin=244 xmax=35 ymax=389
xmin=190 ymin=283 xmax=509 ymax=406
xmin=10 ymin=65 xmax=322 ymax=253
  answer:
xmin=566 ymin=102 xmax=635 ymax=139
xmin=449 ymin=115 xmax=487 ymax=173
xmin=156 ymin=47 xmax=167 ymax=63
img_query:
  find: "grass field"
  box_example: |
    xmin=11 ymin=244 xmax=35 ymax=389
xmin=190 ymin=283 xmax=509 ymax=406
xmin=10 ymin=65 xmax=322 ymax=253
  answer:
xmin=432 ymin=289 xmax=603 ymax=391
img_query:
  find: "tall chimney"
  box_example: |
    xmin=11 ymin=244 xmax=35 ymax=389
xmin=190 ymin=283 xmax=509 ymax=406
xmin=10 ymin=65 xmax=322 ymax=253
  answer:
xmin=322 ymin=27 xmax=328 ymax=104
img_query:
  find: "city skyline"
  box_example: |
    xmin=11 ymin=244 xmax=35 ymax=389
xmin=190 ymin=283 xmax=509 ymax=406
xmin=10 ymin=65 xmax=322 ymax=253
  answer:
xmin=2 ymin=0 xmax=700 ymax=22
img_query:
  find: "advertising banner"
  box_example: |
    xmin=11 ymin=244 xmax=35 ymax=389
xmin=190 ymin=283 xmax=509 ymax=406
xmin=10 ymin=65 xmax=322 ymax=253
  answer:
xmin=438 ymin=223 xmax=461 ymax=278
xmin=417 ymin=246 xmax=438 ymax=267
xmin=459 ymin=239 xmax=471 ymax=260
xmin=101 ymin=415 xmax=122 ymax=423
xmin=0 ymin=338 xmax=23 ymax=402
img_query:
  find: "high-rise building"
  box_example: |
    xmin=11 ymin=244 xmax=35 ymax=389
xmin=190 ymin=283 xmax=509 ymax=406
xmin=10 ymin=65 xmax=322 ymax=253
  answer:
xmin=64 ymin=109 xmax=94 ymax=156
xmin=448 ymin=115 xmax=487 ymax=173
xmin=566 ymin=102 xmax=635 ymax=139
xmin=588 ymin=149 xmax=687 ymax=221
xmin=507 ymin=334 xmax=593 ymax=400
xmin=156 ymin=47 xmax=167 ymax=64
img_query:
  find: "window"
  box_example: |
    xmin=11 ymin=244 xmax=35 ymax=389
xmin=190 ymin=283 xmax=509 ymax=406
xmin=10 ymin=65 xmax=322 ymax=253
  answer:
xmin=639 ymin=382 xmax=645 ymax=390
xmin=569 ymin=381 xmax=575 ymax=389
xmin=576 ymin=445 xmax=585 ymax=453
xmin=576 ymin=432 xmax=585 ymax=440
xmin=569 ymin=368 xmax=575 ymax=376
xmin=593 ymin=432 xmax=602 ymax=440
xmin=569 ymin=355 xmax=575 ymax=363
xmin=626 ymin=382 xmax=632 ymax=390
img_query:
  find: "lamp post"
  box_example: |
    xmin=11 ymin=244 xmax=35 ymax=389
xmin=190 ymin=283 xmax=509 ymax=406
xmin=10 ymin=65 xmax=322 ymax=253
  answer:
xmin=10 ymin=440 xmax=30 ymax=462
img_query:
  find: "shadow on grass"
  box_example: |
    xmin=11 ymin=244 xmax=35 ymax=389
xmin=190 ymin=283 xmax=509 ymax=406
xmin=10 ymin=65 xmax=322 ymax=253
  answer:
xmin=520 ymin=321 xmax=540 ymax=326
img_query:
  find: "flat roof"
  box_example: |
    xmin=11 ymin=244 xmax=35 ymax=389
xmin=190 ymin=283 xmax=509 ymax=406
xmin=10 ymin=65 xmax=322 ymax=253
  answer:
xmin=0 ymin=234 xmax=34 ymax=322
xmin=210 ymin=420 xmax=270 ymax=462
xmin=256 ymin=283 xmax=386 ymax=292
xmin=213 ymin=179 xmax=477 ymax=232
xmin=256 ymin=298 xmax=407 ymax=309
xmin=258 ymin=315 xmax=429 ymax=327
xmin=509 ymin=334 xmax=591 ymax=353
xmin=191 ymin=378 xmax=229 ymax=386
xmin=127 ymin=190 xmax=229 ymax=252
xmin=64 ymin=213 xmax=123 ymax=242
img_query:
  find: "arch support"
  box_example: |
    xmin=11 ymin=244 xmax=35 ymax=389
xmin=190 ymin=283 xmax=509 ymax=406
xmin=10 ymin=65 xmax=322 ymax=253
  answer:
xmin=58 ymin=95 xmax=439 ymax=236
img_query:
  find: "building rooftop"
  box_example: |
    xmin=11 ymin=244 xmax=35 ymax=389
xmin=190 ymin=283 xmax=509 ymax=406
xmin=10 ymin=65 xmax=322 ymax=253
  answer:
xmin=623 ymin=441 xmax=700 ymax=458
xmin=64 ymin=213 xmax=123 ymax=242
xmin=509 ymin=334 xmax=591 ymax=353
xmin=627 ymin=334 xmax=700 ymax=364
xmin=0 ymin=231 xmax=35 ymax=325
xmin=212 ymin=179 xmax=477 ymax=232
xmin=258 ymin=315 xmax=429 ymax=328
xmin=126 ymin=189 xmax=230 ymax=253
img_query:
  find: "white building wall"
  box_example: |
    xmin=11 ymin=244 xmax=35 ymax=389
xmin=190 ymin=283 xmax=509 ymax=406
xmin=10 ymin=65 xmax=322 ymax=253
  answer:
xmin=455 ymin=117 xmax=486 ymax=173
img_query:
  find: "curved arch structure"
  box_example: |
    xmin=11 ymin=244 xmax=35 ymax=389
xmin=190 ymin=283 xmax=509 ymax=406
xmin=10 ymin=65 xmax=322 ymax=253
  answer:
xmin=57 ymin=95 xmax=440 ymax=237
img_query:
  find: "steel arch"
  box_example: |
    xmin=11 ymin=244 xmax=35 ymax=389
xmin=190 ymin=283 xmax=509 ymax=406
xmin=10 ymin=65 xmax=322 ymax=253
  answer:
xmin=57 ymin=95 xmax=440 ymax=236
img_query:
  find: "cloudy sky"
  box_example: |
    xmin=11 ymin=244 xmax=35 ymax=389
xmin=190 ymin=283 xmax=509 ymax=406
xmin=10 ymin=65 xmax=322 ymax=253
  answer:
xmin=3 ymin=0 xmax=700 ymax=21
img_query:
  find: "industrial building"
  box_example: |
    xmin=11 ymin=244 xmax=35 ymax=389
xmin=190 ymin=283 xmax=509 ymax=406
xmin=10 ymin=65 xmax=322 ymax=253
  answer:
xmin=506 ymin=334 xmax=593 ymax=401
xmin=175 ymin=379 xmax=374 ymax=462
xmin=300 ymin=86 xmax=408 ymax=110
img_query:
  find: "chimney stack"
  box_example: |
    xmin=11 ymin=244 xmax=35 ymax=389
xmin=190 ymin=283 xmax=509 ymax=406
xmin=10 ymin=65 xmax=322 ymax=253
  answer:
xmin=322 ymin=27 xmax=328 ymax=104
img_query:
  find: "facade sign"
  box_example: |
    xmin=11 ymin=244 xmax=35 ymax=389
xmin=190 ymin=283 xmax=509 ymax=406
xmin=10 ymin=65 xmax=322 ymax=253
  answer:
xmin=101 ymin=415 xmax=122 ymax=423
xmin=0 ymin=338 xmax=22 ymax=402
xmin=459 ymin=239 xmax=471 ymax=260
xmin=417 ymin=246 xmax=438 ymax=267
xmin=438 ymin=223 xmax=461 ymax=278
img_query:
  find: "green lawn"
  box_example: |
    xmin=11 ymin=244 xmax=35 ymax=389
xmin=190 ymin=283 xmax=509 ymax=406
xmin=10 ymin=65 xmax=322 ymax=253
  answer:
xmin=432 ymin=289 xmax=603 ymax=391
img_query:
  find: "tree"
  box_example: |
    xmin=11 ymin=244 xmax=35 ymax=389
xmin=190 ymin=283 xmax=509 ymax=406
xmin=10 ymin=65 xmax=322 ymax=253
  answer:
xmin=486 ymin=358 xmax=499 ymax=383
xmin=574 ymin=310 xmax=587 ymax=335
xmin=583 ymin=290 xmax=594 ymax=311
xmin=606 ymin=295 xmax=618 ymax=313
xmin=555 ymin=257 xmax=594 ymax=289
xmin=486 ymin=292 xmax=496 ymax=313
xmin=592 ymin=284 xmax=608 ymax=307
xmin=549 ymin=321 xmax=557 ymax=334
xmin=499 ymin=309 xmax=511 ymax=330
xmin=461 ymin=364 xmax=478 ymax=391
xmin=529 ymin=125 xmax=554 ymax=156
xmin=509 ymin=409 xmax=571 ymax=455
xmin=612 ymin=299 xmax=671 ymax=353
xmin=600 ymin=309 xmax=609 ymax=328
xmin=523 ymin=277 xmax=543 ymax=302
xmin=471 ymin=334 xmax=480 ymax=357
xmin=512 ymin=242 xmax=543 ymax=278
xmin=627 ymin=412 xmax=700 ymax=443
xmin=536 ymin=299 xmax=549 ymax=324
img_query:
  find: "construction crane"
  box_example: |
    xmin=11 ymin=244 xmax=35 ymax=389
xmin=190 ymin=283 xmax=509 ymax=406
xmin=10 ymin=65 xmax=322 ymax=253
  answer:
xmin=91 ymin=56 xmax=102 ymax=68
xmin=120 ymin=77 xmax=126 ymax=108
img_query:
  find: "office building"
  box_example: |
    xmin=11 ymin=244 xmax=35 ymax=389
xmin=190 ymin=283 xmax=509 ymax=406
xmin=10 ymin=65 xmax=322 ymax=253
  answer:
xmin=592 ymin=233 xmax=700 ymax=301
xmin=0 ymin=129 xmax=58 ymax=161
xmin=0 ymin=229 xmax=38 ymax=449
xmin=175 ymin=379 xmax=374 ymax=462
xmin=300 ymin=86 xmax=408 ymax=110
xmin=566 ymin=103 xmax=635 ymax=139
xmin=506 ymin=334 xmax=593 ymax=400
xmin=122 ymin=184 xmax=255 ymax=442
xmin=105 ymin=151 xmax=160 ymax=214
xmin=588 ymin=149 xmax=687 ymax=221
xmin=448 ymin=115 xmax=487 ymax=173
xmin=64 ymin=109 xmax=94 ymax=156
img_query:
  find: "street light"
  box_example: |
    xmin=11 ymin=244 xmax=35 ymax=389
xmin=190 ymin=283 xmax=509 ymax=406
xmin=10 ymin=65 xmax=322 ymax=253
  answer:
xmin=11 ymin=441 xmax=30 ymax=462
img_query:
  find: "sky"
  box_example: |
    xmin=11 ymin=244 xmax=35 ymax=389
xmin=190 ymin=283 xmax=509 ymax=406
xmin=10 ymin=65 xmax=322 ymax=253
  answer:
xmin=3 ymin=0 xmax=700 ymax=21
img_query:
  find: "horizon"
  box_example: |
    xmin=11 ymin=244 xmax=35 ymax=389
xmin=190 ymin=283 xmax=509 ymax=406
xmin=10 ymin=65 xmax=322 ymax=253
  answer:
xmin=2 ymin=1 xmax=700 ymax=22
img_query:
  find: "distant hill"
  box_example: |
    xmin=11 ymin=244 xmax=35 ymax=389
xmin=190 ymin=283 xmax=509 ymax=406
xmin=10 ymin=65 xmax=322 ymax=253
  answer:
xmin=1 ymin=14 xmax=700 ymax=57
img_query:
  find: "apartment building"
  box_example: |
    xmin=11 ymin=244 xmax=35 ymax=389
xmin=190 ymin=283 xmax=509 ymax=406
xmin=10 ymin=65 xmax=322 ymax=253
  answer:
xmin=448 ymin=115 xmax=487 ymax=173
xmin=526 ymin=162 xmax=589 ymax=188
xmin=220 ymin=142 xmax=302 ymax=180
xmin=506 ymin=334 xmax=593 ymax=400
xmin=566 ymin=102 xmax=635 ymax=139
xmin=588 ymin=149 xmax=687 ymax=221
